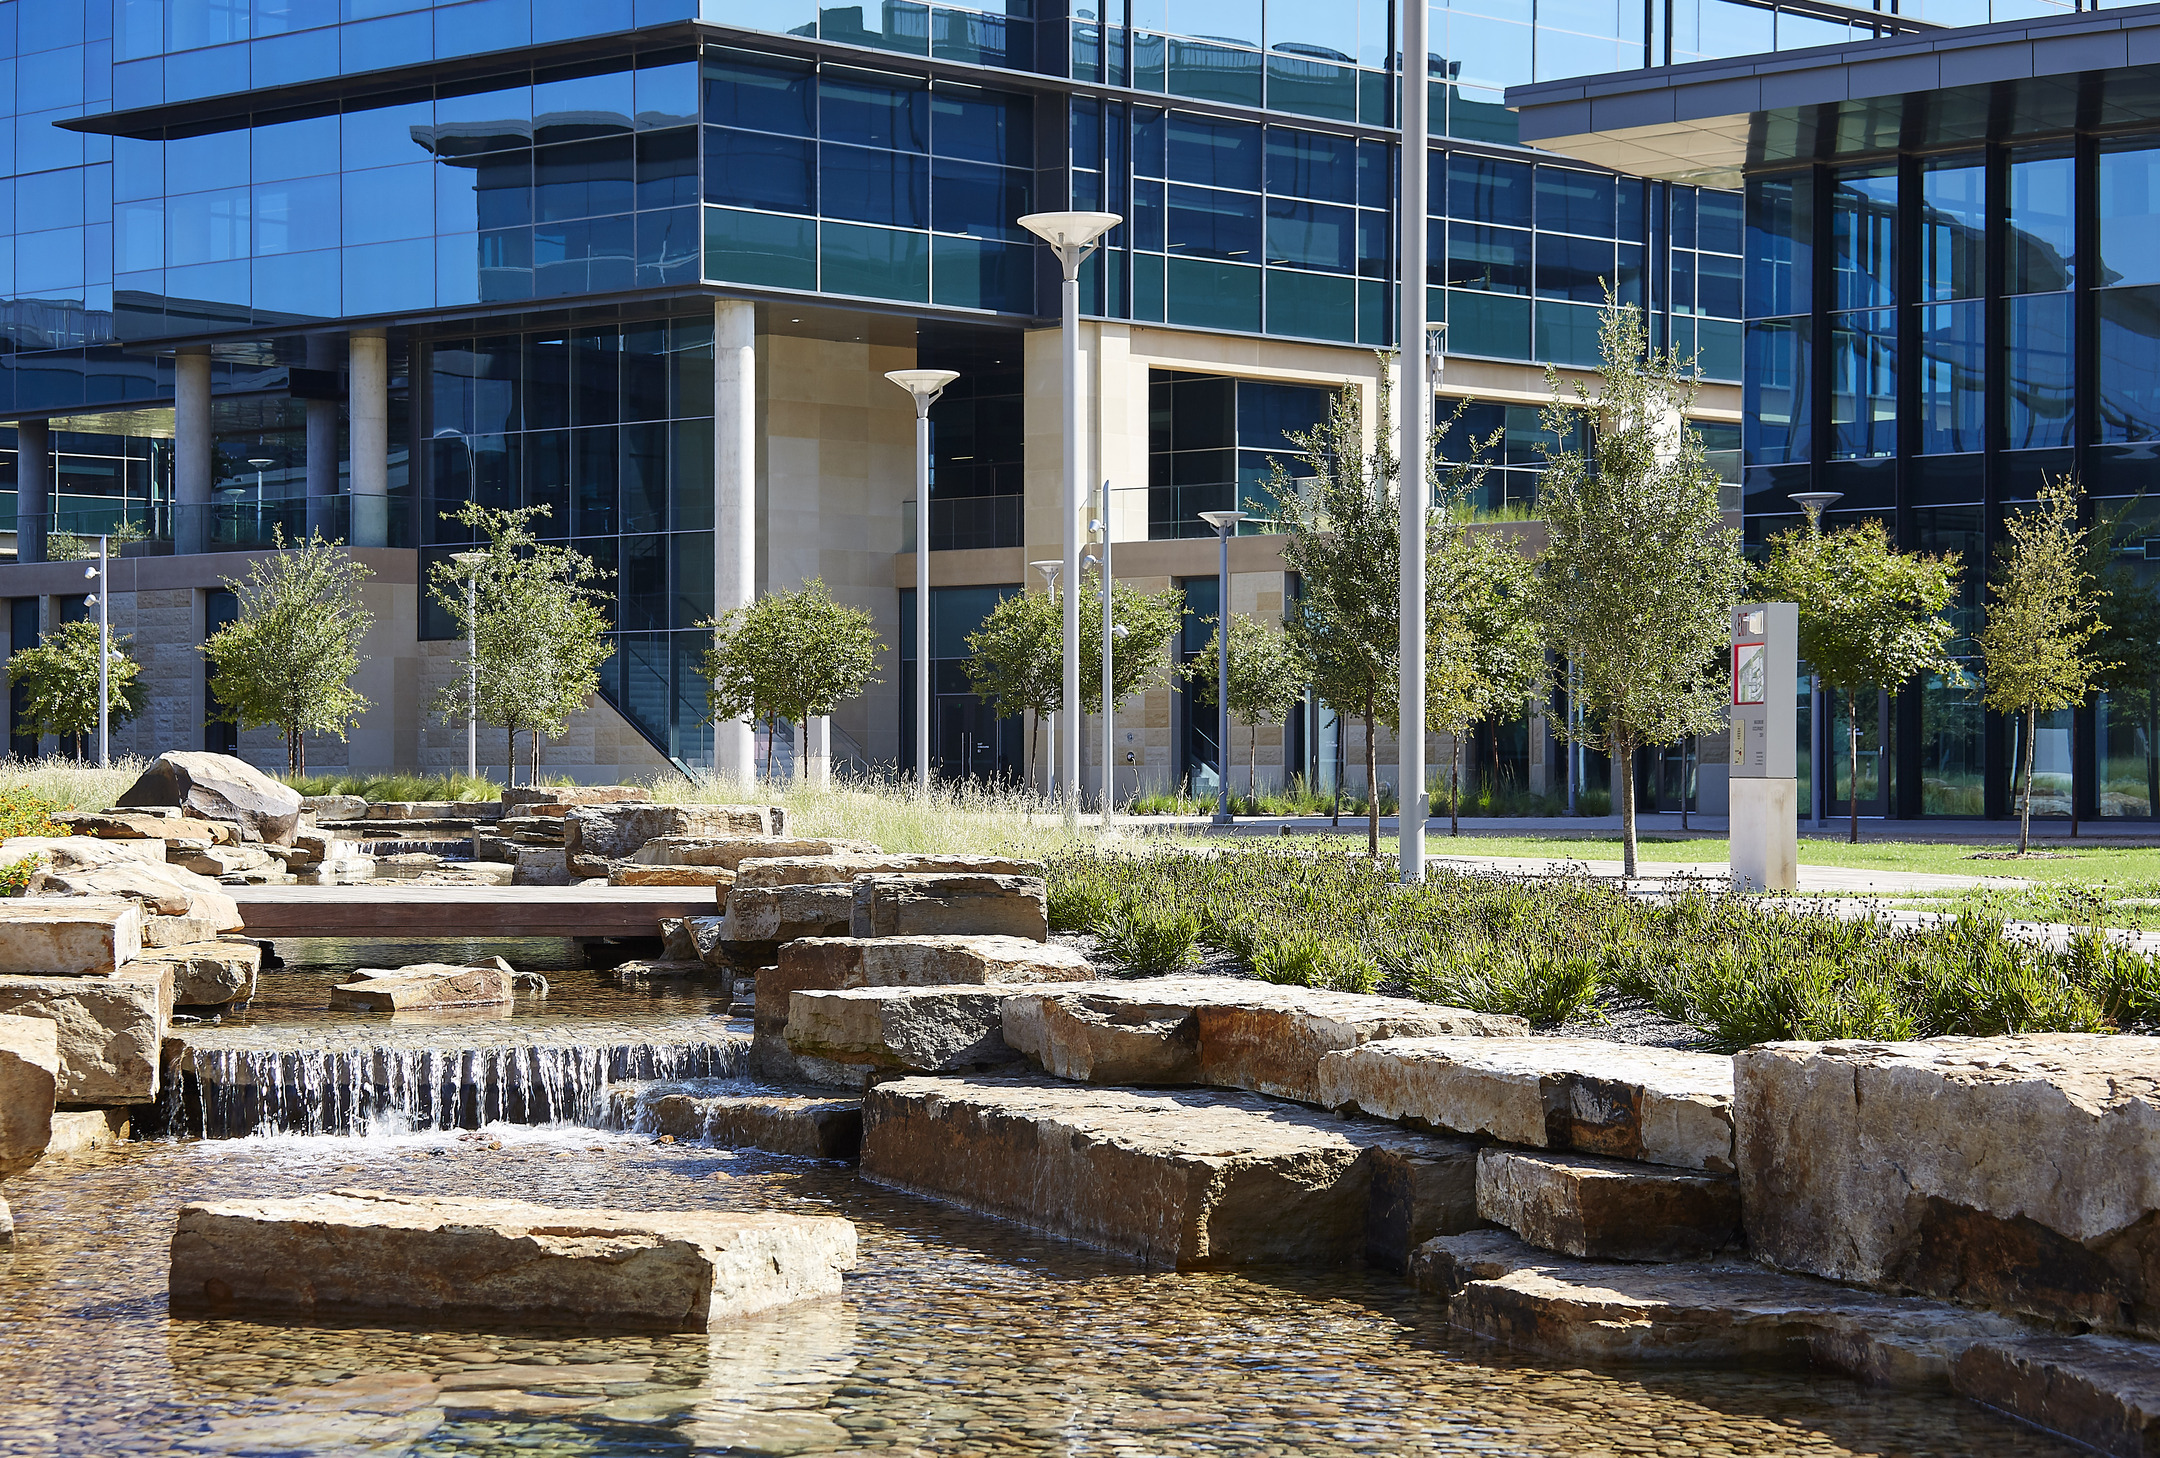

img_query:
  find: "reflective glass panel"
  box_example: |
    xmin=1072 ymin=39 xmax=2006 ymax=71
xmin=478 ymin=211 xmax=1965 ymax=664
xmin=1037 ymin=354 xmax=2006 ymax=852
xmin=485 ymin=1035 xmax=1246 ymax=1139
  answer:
xmin=704 ymin=129 xmax=815 ymax=214
xmin=1830 ymin=308 xmax=1895 ymax=459
xmin=1832 ymin=168 xmax=1896 ymax=311
xmin=1919 ymin=299 xmax=1983 ymax=455
xmin=2098 ymin=285 xmax=2160 ymax=445
xmin=2008 ymin=150 xmax=2075 ymax=295
xmin=1919 ymin=156 xmax=1984 ymax=303
xmin=1744 ymin=317 xmax=1810 ymax=466
xmin=2005 ymin=291 xmax=2074 ymax=450
xmin=2099 ymin=142 xmax=2160 ymax=289
xmin=1745 ymin=172 xmax=1810 ymax=318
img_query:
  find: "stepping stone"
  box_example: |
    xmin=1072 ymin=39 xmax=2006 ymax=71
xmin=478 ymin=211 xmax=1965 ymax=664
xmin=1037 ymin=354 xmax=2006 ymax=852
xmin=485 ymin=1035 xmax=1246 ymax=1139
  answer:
xmin=733 ymin=853 xmax=1045 ymax=889
xmin=565 ymin=804 xmax=782 ymax=861
xmin=43 ymin=1106 xmax=127 ymax=1156
xmin=1737 ymin=1034 xmax=2160 ymax=1336
xmin=1317 ymin=1036 xmax=1736 ymax=1172
xmin=782 ymin=935 xmax=1091 ymax=990
xmin=134 ymin=938 xmax=261 ymax=1007
xmin=329 ymin=959 xmax=516 ymax=1012
xmin=0 ymin=966 xmax=170 ymax=1104
xmin=1952 ymin=1334 xmax=2160 ymax=1457
xmin=632 ymin=836 xmax=877 ymax=870
xmin=787 ymin=986 xmax=1021 ymax=1071
xmin=169 ymin=1188 xmax=857 ymax=1330
xmin=1002 ymin=977 xmax=1527 ymax=1106
xmin=0 ymin=1014 xmax=57 ymax=1177
xmin=621 ymin=1088 xmax=863 ymax=1159
xmin=860 ymin=1075 xmax=1480 ymax=1269
xmin=610 ymin=865 xmax=735 ymax=888
xmin=850 ymin=873 xmax=1048 ymax=941
xmin=0 ymin=898 xmax=143 ymax=977
xmin=1413 ymin=1227 xmax=2041 ymax=1387
xmin=1476 ymin=1148 xmax=1740 ymax=1262
xmin=721 ymin=883 xmax=854 ymax=950
xmin=137 ymin=913 xmax=227 ymax=949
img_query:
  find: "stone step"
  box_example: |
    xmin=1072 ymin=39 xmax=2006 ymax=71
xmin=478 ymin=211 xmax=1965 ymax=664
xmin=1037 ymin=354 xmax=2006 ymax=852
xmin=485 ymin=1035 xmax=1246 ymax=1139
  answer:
xmin=1001 ymin=977 xmax=1527 ymax=1106
xmin=169 ymin=1189 xmax=856 ymax=1331
xmin=0 ymin=967 xmax=169 ymax=1105
xmin=1476 ymin=1148 xmax=1741 ymax=1262
xmin=1953 ymin=1334 xmax=2160 ymax=1458
xmin=44 ymin=1106 xmax=127 ymax=1156
xmin=130 ymin=938 xmax=262 ymax=1008
xmin=850 ymin=873 xmax=1047 ymax=941
xmin=607 ymin=1082 xmax=862 ymax=1160
xmin=1737 ymin=1034 xmax=2160 ymax=1337
xmin=788 ymin=986 xmax=1022 ymax=1072
xmin=0 ymin=1014 xmax=57 ymax=1178
xmin=0 ymin=897 xmax=144 ymax=977
xmin=611 ymin=866 xmax=734 ymax=888
xmin=734 ymin=853 xmax=1045 ymax=889
xmin=632 ymin=836 xmax=877 ymax=870
xmin=1317 ymin=1036 xmax=1736 ymax=1172
xmin=860 ymin=1075 xmax=1480 ymax=1269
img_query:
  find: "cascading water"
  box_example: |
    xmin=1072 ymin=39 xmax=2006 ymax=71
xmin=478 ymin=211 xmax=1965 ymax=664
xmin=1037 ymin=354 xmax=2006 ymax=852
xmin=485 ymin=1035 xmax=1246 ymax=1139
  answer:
xmin=163 ymin=1018 xmax=751 ymax=1137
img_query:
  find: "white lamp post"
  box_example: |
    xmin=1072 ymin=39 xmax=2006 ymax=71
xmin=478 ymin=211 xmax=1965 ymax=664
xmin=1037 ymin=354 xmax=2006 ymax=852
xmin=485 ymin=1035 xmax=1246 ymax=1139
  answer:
xmin=451 ymin=549 xmax=490 ymax=781
xmin=1094 ymin=480 xmax=1114 ymax=822
xmin=83 ymin=538 xmax=110 ymax=766
xmin=1199 ymin=509 xmax=1245 ymax=826
xmin=1018 ymin=209 xmax=1121 ymax=829
xmin=1029 ymin=559 xmax=1064 ymax=795
xmin=1397 ymin=0 xmax=1435 ymax=881
xmin=884 ymin=367 xmax=960 ymax=794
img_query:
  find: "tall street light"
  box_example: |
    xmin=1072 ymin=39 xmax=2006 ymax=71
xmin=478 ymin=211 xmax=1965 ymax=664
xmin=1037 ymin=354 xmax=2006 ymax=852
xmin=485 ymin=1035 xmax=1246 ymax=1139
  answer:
xmin=1030 ymin=558 xmax=1063 ymax=795
xmin=1788 ymin=491 xmax=1842 ymax=830
xmin=247 ymin=456 xmax=273 ymax=542
xmin=83 ymin=537 xmax=110 ymax=767
xmin=1093 ymin=479 xmax=1114 ymax=822
xmin=451 ymin=549 xmax=490 ymax=781
xmin=885 ymin=367 xmax=960 ymax=794
xmin=1018 ymin=209 xmax=1121 ymax=829
xmin=1398 ymin=0 xmax=1434 ymax=880
xmin=1199 ymin=509 xmax=1244 ymax=826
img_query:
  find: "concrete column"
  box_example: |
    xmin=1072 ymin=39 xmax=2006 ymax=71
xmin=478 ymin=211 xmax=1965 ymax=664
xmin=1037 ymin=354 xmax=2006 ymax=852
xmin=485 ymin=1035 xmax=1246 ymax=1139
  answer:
xmin=806 ymin=714 xmax=831 ymax=788
xmin=348 ymin=328 xmax=388 ymax=547
xmin=173 ymin=350 xmax=212 ymax=556
xmin=305 ymin=333 xmax=340 ymax=540
xmin=713 ymin=299 xmax=756 ymax=782
xmin=14 ymin=419 xmax=49 ymax=564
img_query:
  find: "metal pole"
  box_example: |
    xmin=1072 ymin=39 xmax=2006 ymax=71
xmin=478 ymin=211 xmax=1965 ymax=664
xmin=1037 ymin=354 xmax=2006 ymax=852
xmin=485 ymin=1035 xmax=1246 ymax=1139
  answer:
xmin=466 ymin=573 xmax=478 ymax=781
xmin=916 ymin=405 xmax=932 ymax=793
xmin=1099 ymin=479 xmax=1114 ymax=823
xmin=95 ymin=535 xmax=109 ymax=768
xmin=1397 ymin=0 xmax=1429 ymax=880
xmin=1061 ymin=268 xmax=1081 ymax=829
xmin=1216 ymin=524 xmax=1233 ymax=825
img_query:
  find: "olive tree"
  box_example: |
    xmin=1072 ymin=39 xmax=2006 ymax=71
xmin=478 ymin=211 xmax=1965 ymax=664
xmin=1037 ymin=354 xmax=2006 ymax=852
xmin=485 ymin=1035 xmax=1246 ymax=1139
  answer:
xmin=1429 ymin=517 xmax=1544 ymax=836
xmin=703 ymin=578 xmax=882 ymax=784
xmin=6 ymin=620 xmax=145 ymax=759
xmin=202 ymin=529 xmax=375 ymax=775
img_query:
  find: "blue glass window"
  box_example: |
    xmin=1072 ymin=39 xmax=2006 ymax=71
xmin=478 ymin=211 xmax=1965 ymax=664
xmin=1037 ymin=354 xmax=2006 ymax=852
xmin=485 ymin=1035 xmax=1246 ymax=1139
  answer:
xmin=1744 ymin=318 xmax=1810 ymax=466
xmin=2005 ymin=291 xmax=2073 ymax=450
xmin=2098 ymin=286 xmax=2160 ymax=444
xmin=2100 ymin=143 xmax=2160 ymax=290
xmin=535 ymin=137 xmax=636 ymax=223
xmin=1919 ymin=300 xmax=1984 ymax=455
xmin=1831 ymin=308 xmax=1895 ymax=460
xmin=932 ymin=93 xmax=1032 ymax=168
xmin=1696 ymin=253 xmax=1741 ymax=317
xmin=2009 ymin=150 xmax=2075 ymax=295
xmin=1447 ymin=224 xmax=1529 ymax=295
xmin=1447 ymin=155 xmax=1532 ymax=230
xmin=252 ymin=113 xmax=338 ymax=182
xmin=344 ymin=163 xmax=434 ymax=244
xmin=1168 ymin=186 xmax=1261 ymax=262
xmin=822 ymin=222 xmax=930 ymax=302
xmin=1832 ymin=168 xmax=1897 ymax=311
xmin=1264 ymin=127 xmax=1354 ymax=205
xmin=821 ymin=144 xmax=928 ymax=229
xmin=702 ymin=52 xmax=815 ymax=137
xmin=253 ymin=175 xmax=338 ymax=254
xmin=166 ymin=188 xmax=251 ymax=266
xmin=1745 ymin=172 xmax=1810 ymax=319
xmin=704 ymin=130 xmax=815 ymax=214
xmin=704 ymin=206 xmax=816 ymax=289
xmin=1264 ymin=198 xmax=1352 ymax=273
xmin=1535 ymin=234 xmax=1612 ymax=302
xmin=637 ymin=129 xmax=700 ymax=210
xmin=1534 ymin=167 xmax=1614 ymax=237
xmin=533 ymin=65 xmax=635 ymax=144
xmin=342 ymin=99 xmax=435 ymax=173
xmin=932 ymin=160 xmax=1029 ymax=241
xmin=1697 ymin=191 xmax=1741 ymax=254
xmin=1167 ymin=116 xmax=1261 ymax=192
xmin=823 ymin=78 xmax=929 ymax=152
xmin=1920 ymin=157 xmax=1985 ymax=303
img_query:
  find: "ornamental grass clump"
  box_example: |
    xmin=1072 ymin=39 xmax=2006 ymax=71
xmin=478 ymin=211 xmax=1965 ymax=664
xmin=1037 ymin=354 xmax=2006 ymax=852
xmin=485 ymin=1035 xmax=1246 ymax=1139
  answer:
xmin=1095 ymin=896 xmax=1201 ymax=977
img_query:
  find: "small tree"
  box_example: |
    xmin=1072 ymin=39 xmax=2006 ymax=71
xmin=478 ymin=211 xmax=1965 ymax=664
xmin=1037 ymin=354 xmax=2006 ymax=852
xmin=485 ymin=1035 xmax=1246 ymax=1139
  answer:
xmin=7 ymin=620 xmax=146 ymax=758
xmin=428 ymin=503 xmax=614 ymax=785
xmin=1754 ymin=518 xmax=1963 ymax=844
xmin=703 ymin=579 xmax=882 ymax=783
xmin=201 ymin=528 xmax=375 ymax=775
xmin=46 ymin=520 xmax=148 ymax=563
xmin=1977 ymin=474 xmax=2111 ymax=852
xmin=1429 ymin=517 xmax=1544 ymax=836
xmin=1181 ymin=612 xmax=1308 ymax=802
xmin=1533 ymin=293 xmax=1746 ymax=877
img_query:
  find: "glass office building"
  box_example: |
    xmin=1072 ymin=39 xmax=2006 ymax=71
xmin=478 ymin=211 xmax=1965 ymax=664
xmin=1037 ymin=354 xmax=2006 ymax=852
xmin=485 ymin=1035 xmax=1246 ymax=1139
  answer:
xmin=0 ymin=0 xmax=1949 ymax=778
xmin=1513 ymin=0 xmax=2157 ymax=822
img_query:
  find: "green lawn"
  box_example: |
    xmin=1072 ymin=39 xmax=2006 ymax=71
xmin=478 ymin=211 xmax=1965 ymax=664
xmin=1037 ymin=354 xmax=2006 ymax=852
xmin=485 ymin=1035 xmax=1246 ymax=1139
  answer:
xmin=1395 ymin=831 xmax=2160 ymax=887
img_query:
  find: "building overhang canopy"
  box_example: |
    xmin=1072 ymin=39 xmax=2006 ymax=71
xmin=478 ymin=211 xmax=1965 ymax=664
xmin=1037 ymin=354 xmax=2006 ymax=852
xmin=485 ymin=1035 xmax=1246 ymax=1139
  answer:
xmin=1507 ymin=2 xmax=2160 ymax=188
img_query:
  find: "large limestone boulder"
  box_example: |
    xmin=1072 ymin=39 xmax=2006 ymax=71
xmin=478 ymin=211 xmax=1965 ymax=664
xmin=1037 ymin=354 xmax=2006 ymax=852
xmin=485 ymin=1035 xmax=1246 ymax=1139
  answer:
xmin=31 ymin=861 xmax=241 ymax=928
xmin=850 ymin=873 xmax=1048 ymax=941
xmin=1736 ymin=1035 xmax=2160 ymax=1336
xmin=780 ymin=935 xmax=1091 ymax=990
xmin=115 ymin=751 xmax=304 ymax=845
xmin=133 ymin=939 xmax=262 ymax=1007
xmin=1951 ymin=1334 xmax=2160 ymax=1458
xmin=0 ymin=898 xmax=142 ymax=976
xmin=787 ymin=986 xmax=1023 ymax=1071
xmin=1475 ymin=1148 xmax=1741 ymax=1262
xmin=501 ymin=785 xmax=651 ymax=815
xmin=330 ymin=959 xmax=517 ymax=1013
xmin=1000 ymin=977 xmax=1527 ymax=1105
xmin=0 ymin=835 xmax=162 ymax=869
xmin=511 ymin=847 xmax=571 ymax=886
xmin=54 ymin=811 xmax=218 ymax=848
xmin=0 ymin=966 xmax=170 ymax=1104
xmin=1317 ymin=1037 xmax=1737 ymax=1173
xmin=565 ymin=805 xmax=783 ymax=862
xmin=733 ymin=853 xmax=1046 ymax=889
xmin=610 ymin=865 xmax=734 ymax=888
xmin=0 ymin=1014 xmax=58 ymax=1179
xmin=169 ymin=1188 xmax=858 ymax=1330
xmin=299 ymin=793 xmax=368 ymax=821
xmin=633 ymin=836 xmax=877 ymax=870
xmin=860 ymin=1076 xmax=1480 ymax=1269
xmin=721 ymin=883 xmax=854 ymax=951
xmin=616 ymin=1089 xmax=863 ymax=1159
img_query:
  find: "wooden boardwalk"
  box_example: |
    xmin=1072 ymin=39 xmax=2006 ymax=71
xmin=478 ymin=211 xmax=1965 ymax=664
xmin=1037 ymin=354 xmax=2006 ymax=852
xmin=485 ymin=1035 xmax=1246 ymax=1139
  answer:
xmin=228 ymin=885 xmax=715 ymax=939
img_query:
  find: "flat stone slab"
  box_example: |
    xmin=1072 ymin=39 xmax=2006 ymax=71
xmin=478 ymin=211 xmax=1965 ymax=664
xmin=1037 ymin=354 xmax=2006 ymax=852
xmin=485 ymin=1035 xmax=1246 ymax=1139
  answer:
xmin=330 ymin=959 xmax=516 ymax=1012
xmin=1737 ymin=1034 xmax=2160 ymax=1336
xmin=1476 ymin=1148 xmax=1741 ymax=1262
xmin=610 ymin=865 xmax=735 ymax=888
xmin=566 ymin=805 xmax=781 ymax=861
xmin=734 ymin=853 xmax=1045 ymax=889
xmin=860 ymin=1075 xmax=1479 ymax=1269
xmin=31 ymin=861 xmax=240 ymax=929
xmin=632 ymin=836 xmax=877 ymax=870
xmin=169 ymin=1188 xmax=857 ymax=1331
xmin=134 ymin=939 xmax=261 ymax=1007
xmin=0 ymin=966 xmax=169 ymax=1104
xmin=850 ymin=873 xmax=1048 ymax=941
xmin=613 ymin=1086 xmax=863 ymax=1159
xmin=44 ymin=1106 xmax=127 ymax=1156
xmin=1413 ymin=1228 xmax=2044 ymax=1389
xmin=781 ymin=935 xmax=1092 ymax=990
xmin=0 ymin=898 xmax=143 ymax=977
xmin=788 ymin=986 xmax=1023 ymax=1071
xmin=139 ymin=914 xmax=229 ymax=949
xmin=1953 ymin=1334 xmax=2160 ymax=1458
xmin=721 ymin=883 xmax=854 ymax=949
xmin=0 ymin=1014 xmax=57 ymax=1178
xmin=1002 ymin=977 xmax=1528 ymax=1106
xmin=1318 ymin=1036 xmax=1737 ymax=1172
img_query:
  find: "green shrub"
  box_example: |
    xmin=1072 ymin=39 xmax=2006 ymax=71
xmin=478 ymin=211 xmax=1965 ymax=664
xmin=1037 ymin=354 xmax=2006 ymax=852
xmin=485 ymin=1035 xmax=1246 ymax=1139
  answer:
xmin=0 ymin=792 xmax=61 ymax=840
xmin=1045 ymin=854 xmax=1122 ymax=934
xmin=287 ymin=772 xmax=505 ymax=802
xmin=0 ymin=853 xmax=41 ymax=896
xmin=1253 ymin=928 xmax=1326 ymax=986
xmin=1095 ymin=897 xmax=1201 ymax=976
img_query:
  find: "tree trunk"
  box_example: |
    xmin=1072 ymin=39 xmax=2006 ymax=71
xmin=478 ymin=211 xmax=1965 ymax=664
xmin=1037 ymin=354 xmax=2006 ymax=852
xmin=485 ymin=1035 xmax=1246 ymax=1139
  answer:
xmin=1619 ymin=733 xmax=1639 ymax=879
xmin=1848 ymin=708 xmax=1861 ymax=846
xmin=1450 ymin=734 xmax=1461 ymax=837
xmin=2020 ymin=703 xmax=2038 ymax=854
xmin=1248 ymin=718 xmax=1258 ymax=807
xmin=530 ymin=732 xmax=541 ymax=786
xmin=1363 ymin=710 xmax=1379 ymax=859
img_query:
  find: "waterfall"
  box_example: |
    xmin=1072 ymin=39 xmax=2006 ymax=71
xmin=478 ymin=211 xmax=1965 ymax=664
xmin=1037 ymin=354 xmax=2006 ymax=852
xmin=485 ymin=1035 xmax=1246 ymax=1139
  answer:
xmin=163 ymin=1022 xmax=751 ymax=1138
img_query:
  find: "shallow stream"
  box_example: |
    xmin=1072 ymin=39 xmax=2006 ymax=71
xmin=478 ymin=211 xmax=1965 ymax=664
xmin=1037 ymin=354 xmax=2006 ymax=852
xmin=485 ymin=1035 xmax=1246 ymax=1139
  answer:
xmin=0 ymin=939 xmax=2076 ymax=1455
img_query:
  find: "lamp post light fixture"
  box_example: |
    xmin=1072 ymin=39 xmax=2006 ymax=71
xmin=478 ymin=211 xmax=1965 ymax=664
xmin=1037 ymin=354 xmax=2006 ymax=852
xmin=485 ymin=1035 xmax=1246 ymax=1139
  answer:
xmin=1030 ymin=558 xmax=1064 ymax=798
xmin=884 ymin=367 xmax=960 ymax=795
xmin=1400 ymin=319 xmax=1447 ymax=881
xmin=83 ymin=538 xmax=110 ymax=767
xmin=1785 ymin=491 xmax=1841 ymax=829
xmin=1093 ymin=480 xmax=1114 ymax=823
xmin=451 ymin=549 xmax=491 ymax=781
xmin=247 ymin=457 xmax=273 ymax=540
xmin=1198 ymin=509 xmax=1245 ymax=827
xmin=1018 ymin=209 xmax=1121 ymax=829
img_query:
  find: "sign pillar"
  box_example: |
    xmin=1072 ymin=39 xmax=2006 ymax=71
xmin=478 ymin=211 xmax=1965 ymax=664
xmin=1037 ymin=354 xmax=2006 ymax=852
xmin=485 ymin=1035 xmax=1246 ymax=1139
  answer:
xmin=1729 ymin=602 xmax=1798 ymax=893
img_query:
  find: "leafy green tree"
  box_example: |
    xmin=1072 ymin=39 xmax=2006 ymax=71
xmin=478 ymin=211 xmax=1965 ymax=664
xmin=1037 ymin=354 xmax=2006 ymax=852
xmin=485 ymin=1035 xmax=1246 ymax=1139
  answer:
xmin=428 ymin=503 xmax=614 ymax=785
xmin=1181 ymin=612 xmax=1308 ymax=802
xmin=1977 ymin=474 xmax=2112 ymax=852
xmin=46 ymin=519 xmax=148 ymax=563
xmin=1754 ymin=518 xmax=1963 ymax=844
xmin=8 ymin=620 xmax=146 ymax=759
xmin=201 ymin=528 xmax=375 ymax=775
xmin=703 ymin=578 xmax=882 ymax=783
xmin=1430 ymin=516 xmax=1544 ymax=836
xmin=1532 ymin=293 xmax=1746 ymax=877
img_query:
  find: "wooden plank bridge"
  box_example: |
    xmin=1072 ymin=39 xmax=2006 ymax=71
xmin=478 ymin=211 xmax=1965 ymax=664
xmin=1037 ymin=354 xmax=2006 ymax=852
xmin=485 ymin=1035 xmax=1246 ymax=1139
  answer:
xmin=228 ymin=885 xmax=715 ymax=940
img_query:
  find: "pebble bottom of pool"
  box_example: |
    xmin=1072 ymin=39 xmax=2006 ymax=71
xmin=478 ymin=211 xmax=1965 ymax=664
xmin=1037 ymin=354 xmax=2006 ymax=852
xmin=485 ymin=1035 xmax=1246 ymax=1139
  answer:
xmin=1 ymin=1124 xmax=2077 ymax=1458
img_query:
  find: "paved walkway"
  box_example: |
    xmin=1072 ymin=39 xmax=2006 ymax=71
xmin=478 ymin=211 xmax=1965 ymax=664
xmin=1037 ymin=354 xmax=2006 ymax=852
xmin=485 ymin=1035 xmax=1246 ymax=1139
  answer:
xmin=1410 ymin=854 xmax=2018 ymax=895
